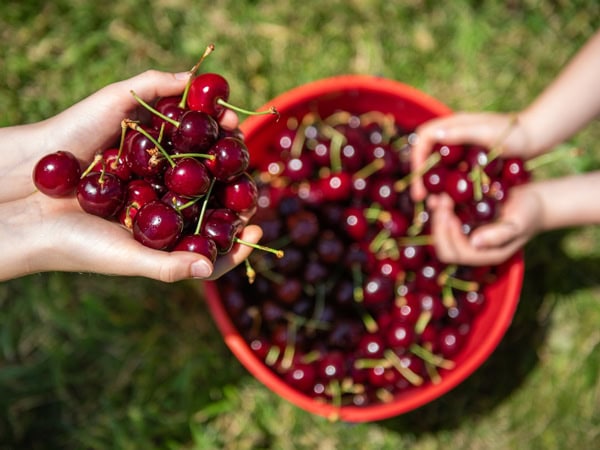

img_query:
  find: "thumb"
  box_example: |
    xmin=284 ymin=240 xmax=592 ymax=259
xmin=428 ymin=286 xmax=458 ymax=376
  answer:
xmin=469 ymin=220 xmax=520 ymax=249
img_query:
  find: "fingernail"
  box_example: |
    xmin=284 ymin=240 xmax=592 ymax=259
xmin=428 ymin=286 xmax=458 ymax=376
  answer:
xmin=174 ymin=71 xmax=191 ymax=80
xmin=191 ymin=259 xmax=212 ymax=278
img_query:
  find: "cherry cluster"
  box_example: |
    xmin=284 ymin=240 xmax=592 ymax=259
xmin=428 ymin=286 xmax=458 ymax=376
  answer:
xmin=217 ymin=110 xmax=530 ymax=410
xmin=32 ymin=49 xmax=279 ymax=264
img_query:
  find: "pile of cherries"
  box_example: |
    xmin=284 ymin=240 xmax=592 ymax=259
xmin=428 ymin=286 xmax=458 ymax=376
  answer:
xmin=32 ymin=49 xmax=279 ymax=263
xmin=217 ymin=110 xmax=530 ymax=411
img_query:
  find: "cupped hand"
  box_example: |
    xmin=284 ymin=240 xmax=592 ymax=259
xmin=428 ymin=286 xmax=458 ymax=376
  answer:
xmin=427 ymin=184 xmax=543 ymax=266
xmin=410 ymin=112 xmax=531 ymax=202
xmin=0 ymin=191 xmax=261 ymax=282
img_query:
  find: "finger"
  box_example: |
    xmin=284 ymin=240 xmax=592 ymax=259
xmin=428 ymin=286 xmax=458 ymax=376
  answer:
xmin=219 ymin=109 xmax=240 ymax=131
xmin=469 ymin=221 xmax=521 ymax=249
xmin=209 ymin=225 xmax=263 ymax=280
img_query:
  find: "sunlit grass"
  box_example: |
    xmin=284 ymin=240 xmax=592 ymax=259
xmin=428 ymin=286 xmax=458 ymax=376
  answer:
xmin=0 ymin=1 xmax=599 ymax=449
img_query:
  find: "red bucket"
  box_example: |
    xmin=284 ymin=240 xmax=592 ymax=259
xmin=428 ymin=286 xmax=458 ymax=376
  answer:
xmin=204 ymin=75 xmax=524 ymax=422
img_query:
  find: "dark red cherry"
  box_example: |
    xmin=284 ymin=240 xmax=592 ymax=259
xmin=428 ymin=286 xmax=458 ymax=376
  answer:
xmin=119 ymin=179 xmax=158 ymax=228
xmin=76 ymin=172 xmax=124 ymax=218
xmin=283 ymin=362 xmax=317 ymax=394
xmin=282 ymin=155 xmax=314 ymax=182
xmin=215 ymin=172 xmax=258 ymax=214
xmin=343 ymin=207 xmax=369 ymax=241
xmin=286 ymin=210 xmax=319 ymax=246
xmin=161 ymin=191 xmax=200 ymax=228
xmin=33 ymin=150 xmax=82 ymax=197
xmin=385 ymin=319 xmax=416 ymax=351
xmin=435 ymin=143 xmax=464 ymax=166
xmin=187 ymin=72 xmax=230 ymax=119
xmin=423 ymin=165 xmax=448 ymax=194
xmin=317 ymin=351 xmax=347 ymax=381
xmin=363 ymin=274 xmax=395 ymax=308
xmin=164 ymin=157 xmax=211 ymax=197
xmin=172 ymin=110 xmax=220 ymax=154
xmin=200 ymin=208 xmax=244 ymax=253
xmin=319 ymin=172 xmax=352 ymax=202
xmin=91 ymin=148 xmax=131 ymax=181
xmin=205 ymin=137 xmax=250 ymax=182
xmin=173 ymin=234 xmax=218 ymax=263
xmin=152 ymin=95 xmax=185 ymax=137
xmin=125 ymin=126 xmax=166 ymax=178
xmin=445 ymin=170 xmax=474 ymax=204
xmin=132 ymin=200 xmax=184 ymax=250
xmin=502 ymin=157 xmax=530 ymax=186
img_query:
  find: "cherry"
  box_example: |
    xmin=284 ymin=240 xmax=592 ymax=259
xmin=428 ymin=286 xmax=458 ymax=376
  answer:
xmin=384 ymin=319 xmax=416 ymax=351
xmin=435 ymin=143 xmax=464 ymax=166
xmin=444 ymin=170 xmax=474 ymax=203
xmin=152 ymin=95 xmax=185 ymax=137
xmin=125 ymin=126 xmax=166 ymax=178
xmin=204 ymin=137 xmax=250 ymax=182
xmin=187 ymin=72 xmax=230 ymax=119
xmin=161 ymin=190 xmax=201 ymax=228
xmin=422 ymin=165 xmax=448 ymax=194
xmin=283 ymin=362 xmax=317 ymax=394
xmin=76 ymin=172 xmax=124 ymax=218
xmin=200 ymin=208 xmax=244 ymax=253
xmin=316 ymin=230 xmax=345 ymax=265
xmin=171 ymin=110 xmax=219 ymax=153
xmin=363 ymin=274 xmax=395 ymax=309
xmin=173 ymin=234 xmax=218 ymax=263
xmin=214 ymin=172 xmax=258 ymax=214
xmin=343 ymin=207 xmax=369 ymax=241
xmin=119 ymin=179 xmax=158 ymax=228
xmin=164 ymin=157 xmax=211 ymax=197
xmin=283 ymin=155 xmax=314 ymax=182
xmin=318 ymin=351 xmax=347 ymax=381
xmin=132 ymin=200 xmax=184 ymax=250
xmin=33 ymin=150 xmax=82 ymax=197
xmin=286 ymin=210 xmax=319 ymax=246
xmin=319 ymin=172 xmax=352 ymax=202
xmin=91 ymin=148 xmax=131 ymax=181
xmin=502 ymin=157 xmax=530 ymax=186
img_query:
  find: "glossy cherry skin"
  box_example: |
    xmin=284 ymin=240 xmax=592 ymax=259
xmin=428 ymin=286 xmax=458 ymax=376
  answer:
xmin=214 ymin=172 xmax=258 ymax=214
xmin=319 ymin=172 xmax=352 ymax=202
xmin=445 ymin=170 xmax=474 ymax=204
xmin=132 ymin=200 xmax=184 ymax=250
xmin=205 ymin=137 xmax=250 ymax=182
xmin=125 ymin=126 xmax=166 ymax=178
xmin=187 ymin=72 xmax=230 ymax=119
xmin=200 ymin=208 xmax=244 ymax=253
xmin=173 ymin=234 xmax=218 ymax=263
xmin=119 ymin=179 xmax=158 ymax=228
xmin=33 ymin=150 xmax=82 ymax=197
xmin=164 ymin=157 xmax=211 ymax=197
xmin=152 ymin=95 xmax=185 ymax=137
xmin=91 ymin=148 xmax=131 ymax=181
xmin=76 ymin=172 xmax=125 ymax=218
xmin=171 ymin=110 xmax=219 ymax=154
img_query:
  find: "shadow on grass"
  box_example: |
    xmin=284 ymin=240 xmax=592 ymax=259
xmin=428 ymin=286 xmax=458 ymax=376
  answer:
xmin=379 ymin=228 xmax=599 ymax=434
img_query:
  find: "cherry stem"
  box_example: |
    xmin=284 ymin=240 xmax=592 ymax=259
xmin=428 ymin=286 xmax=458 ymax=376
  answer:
xmin=437 ymin=265 xmax=479 ymax=292
xmin=353 ymin=158 xmax=385 ymax=181
xmin=216 ymin=98 xmax=280 ymax=119
xmin=359 ymin=111 xmax=397 ymax=142
xmin=125 ymin=120 xmax=175 ymax=167
xmin=394 ymin=152 xmax=441 ymax=192
xmin=81 ymin=154 xmax=104 ymax=179
xmin=170 ymin=153 xmax=215 ymax=161
xmin=319 ymin=123 xmax=346 ymax=173
xmin=179 ymin=43 xmax=215 ymax=109
xmin=194 ymin=177 xmax=215 ymax=235
xmin=115 ymin=120 xmax=128 ymax=165
xmin=130 ymin=90 xmax=180 ymax=129
xmin=384 ymin=349 xmax=424 ymax=386
xmin=397 ymin=234 xmax=433 ymax=247
xmin=410 ymin=343 xmax=455 ymax=370
xmin=351 ymin=262 xmax=364 ymax=303
xmin=244 ymin=258 xmax=256 ymax=284
xmin=234 ymin=237 xmax=285 ymax=258
xmin=414 ymin=310 xmax=432 ymax=335
xmin=524 ymin=145 xmax=583 ymax=172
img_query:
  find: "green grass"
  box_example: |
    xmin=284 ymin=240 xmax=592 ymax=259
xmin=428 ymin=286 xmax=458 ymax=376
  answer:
xmin=1 ymin=1 xmax=600 ymax=449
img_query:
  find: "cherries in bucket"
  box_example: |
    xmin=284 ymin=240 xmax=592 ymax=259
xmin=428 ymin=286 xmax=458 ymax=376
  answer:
xmin=204 ymin=76 xmax=525 ymax=422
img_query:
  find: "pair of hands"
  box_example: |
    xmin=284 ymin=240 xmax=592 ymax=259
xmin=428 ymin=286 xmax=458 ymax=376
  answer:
xmin=0 ymin=70 xmax=262 ymax=282
xmin=410 ymin=112 xmax=545 ymax=266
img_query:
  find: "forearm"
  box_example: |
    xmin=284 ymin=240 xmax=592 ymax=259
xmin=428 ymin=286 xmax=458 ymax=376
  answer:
xmin=529 ymin=171 xmax=600 ymax=232
xmin=519 ymin=30 xmax=600 ymax=155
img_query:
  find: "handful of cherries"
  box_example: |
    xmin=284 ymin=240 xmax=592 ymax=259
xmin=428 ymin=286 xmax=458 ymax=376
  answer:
xmin=215 ymin=108 xmax=531 ymax=418
xmin=32 ymin=46 xmax=281 ymax=264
